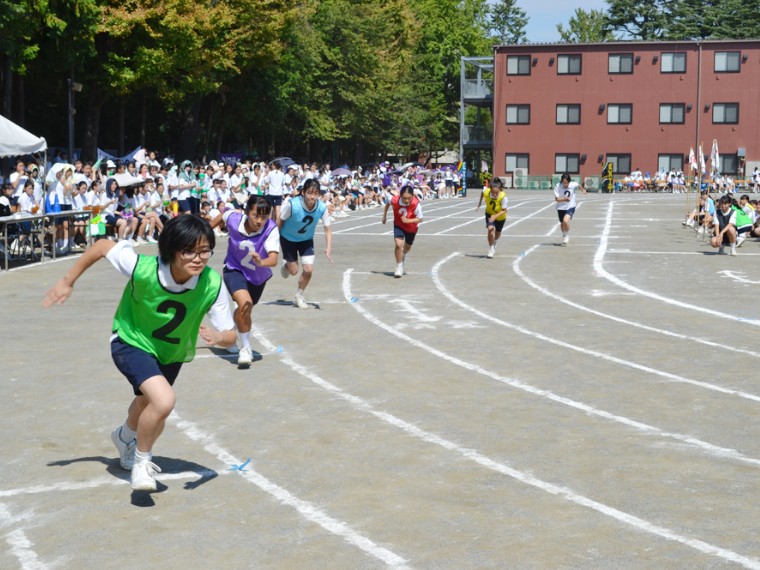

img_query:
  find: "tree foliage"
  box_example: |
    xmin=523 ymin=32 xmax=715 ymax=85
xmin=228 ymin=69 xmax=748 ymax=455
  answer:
xmin=557 ymin=9 xmax=615 ymax=43
xmin=605 ymin=0 xmax=670 ymax=40
xmin=489 ymin=0 xmax=528 ymax=45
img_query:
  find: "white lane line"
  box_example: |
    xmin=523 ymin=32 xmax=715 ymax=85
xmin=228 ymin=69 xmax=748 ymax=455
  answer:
xmin=436 ymin=199 xmax=549 ymax=235
xmin=243 ymin=271 xmax=760 ymax=570
xmin=0 ymin=471 xmax=220 ymax=499
xmin=594 ymin=201 xmax=760 ymax=326
xmin=171 ymin=413 xmax=410 ymax=569
xmin=513 ymin=244 xmax=760 ymax=360
xmin=435 ymin=252 xmax=760 ymax=405
xmin=365 ymin=262 xmax=760 ymax=466
xmin=1 ymin=503 xmax=62 ymax=570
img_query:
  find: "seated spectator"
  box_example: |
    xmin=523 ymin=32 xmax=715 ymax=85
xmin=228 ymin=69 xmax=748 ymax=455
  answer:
xmin=0 ymin=183 xmax=15 ymax=216
xmin=732 ymin=197 xmax=753 ymax=247
xmin=710 ymin=195 xmax=737 ymax=255
xmin=684 ymin=191 xmax=715 ymax=232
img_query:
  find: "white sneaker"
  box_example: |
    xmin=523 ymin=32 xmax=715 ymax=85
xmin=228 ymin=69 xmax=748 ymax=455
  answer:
xmin=698 ymin=226 xmax=706 ymax=235
xmin=280 ymin=262 xmax=289 ymax=279
xmin=730 ymin=245 xmax=737 ymax=256
xmin=238 ymin=346 xmax=253 ymax=366
xmin=294 ymin=293 xmax=309 ymax=309
xmin=111 ymin=426 xmax=136 ymax=470
xmin=394 ymin=264 xmax=403 ymax=278
xmin=737 ymin=235 xmax=746 ymax=247
xmin=147 ymin=236 xmax=158 ymax=244
xmin=226 ymin=344 xmax=240 ymax=355
xmin=135 ymin=237 xmax=146 ymax=245
xmin=562 ymin=235 xmax=569 ymax=245
xmin=486 ymin=245 xmax=495 ymax=259
xmin=131 ymin=460 xmax=161 ymax=491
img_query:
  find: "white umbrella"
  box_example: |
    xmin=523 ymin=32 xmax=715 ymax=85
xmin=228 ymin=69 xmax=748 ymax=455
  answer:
xmin=112 ymin=172 xmax=145 ymax=187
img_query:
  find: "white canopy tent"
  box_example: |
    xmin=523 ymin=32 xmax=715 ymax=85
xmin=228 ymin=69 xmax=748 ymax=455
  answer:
xmin=0 ymin=114 xmax=49 ymax=213
xmin=0 ymin=114 xmax=47 ymax=157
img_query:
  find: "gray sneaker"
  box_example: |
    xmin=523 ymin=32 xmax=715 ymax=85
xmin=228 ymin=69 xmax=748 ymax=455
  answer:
xmin=280 ymin=262 xmax=289 ymax=279
xmin=111 ymin=426 xmax=136 ymax=470
xmin=131 ymin=460 xmax=161 ymax=491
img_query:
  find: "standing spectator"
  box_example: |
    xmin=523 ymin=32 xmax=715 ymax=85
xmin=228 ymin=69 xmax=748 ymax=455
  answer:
xmin=262 ymin=161 xmax=286 ymax=220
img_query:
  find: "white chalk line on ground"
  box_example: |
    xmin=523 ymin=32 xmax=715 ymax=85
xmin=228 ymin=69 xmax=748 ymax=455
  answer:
xmin=331 ymin=201 xmax=466 ymax=234
xmin=170 ymin=413 xmax=410 ymax=569
xmin=433 ymin=252 xmax=760 ymax=405
xmin=434 ymin=199 xmax=553 ymax=235
xmin=1 ymin=502 xmax=62 ymax=570
xmin=0 ymin=470 xmax=220 ymax=499
xmin=429 ymin=255 xmax=760 ymax=464
xmin=595 ymin=200 xmax=760 ymax=326
xmin=513 ymin=244 xmax=760 ymax=360
xmin=332 ymin=269 xmax=758 ymax=569
xmin=0 ymin=426 xmax=408 ymax=568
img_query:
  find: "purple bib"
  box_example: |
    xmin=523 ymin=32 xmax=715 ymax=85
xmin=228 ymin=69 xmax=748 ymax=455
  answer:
xmin=223 ymin=212 xmax=275 ymax=285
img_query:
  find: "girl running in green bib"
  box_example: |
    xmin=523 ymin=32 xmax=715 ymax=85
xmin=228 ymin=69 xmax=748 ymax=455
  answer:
xmin=43 ymin=215 xmax=237 ymax=492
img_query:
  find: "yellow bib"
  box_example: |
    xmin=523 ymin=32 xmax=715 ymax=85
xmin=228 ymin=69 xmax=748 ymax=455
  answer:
xmin=483 ymin=189 xmax=507 ymax=220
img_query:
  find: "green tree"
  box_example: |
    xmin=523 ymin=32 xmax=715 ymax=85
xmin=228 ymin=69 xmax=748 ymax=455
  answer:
xmin=489 ymin=0 xmax=528 ymax=44
xmin=667 ymin=0 xmax=760 ymax=40
xmin=557 ymin=8 xmax=615 ymax=43
xmin=408 ymin=0 xmax=492 ymax=158
xmin=605 ymin=0 xmax=670 ymax=40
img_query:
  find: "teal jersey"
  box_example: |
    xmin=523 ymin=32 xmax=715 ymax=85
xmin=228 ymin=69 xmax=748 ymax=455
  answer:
xmin=280 ymin=197 xmax=327 ymax=242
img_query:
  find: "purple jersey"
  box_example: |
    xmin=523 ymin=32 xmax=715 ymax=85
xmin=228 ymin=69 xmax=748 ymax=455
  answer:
xmin=223 ymin=211 xmax=276 ymax=285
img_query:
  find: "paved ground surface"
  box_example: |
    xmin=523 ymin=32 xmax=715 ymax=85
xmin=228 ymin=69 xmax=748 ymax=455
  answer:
xmin=2 ymin=190 xmax=760 ymax=569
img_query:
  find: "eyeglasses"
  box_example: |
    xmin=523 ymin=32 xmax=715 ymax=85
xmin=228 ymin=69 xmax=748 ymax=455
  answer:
xmin=179 ymin=249 xmax=214 ymax=261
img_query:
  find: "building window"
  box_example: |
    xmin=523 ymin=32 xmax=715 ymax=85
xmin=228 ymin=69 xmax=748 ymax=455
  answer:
xmin=660 ymin=52 xmax=686 ymax=73
xmin=606 ymin=154 xmax=631 ymax=174
xmin=556 ymin=104 xmax=581 ymax=124
xmin=505 ymin=154 xmax=529 ymax=172
xmin=506 ymin=104 xmax=530 ymax=124
xmin=659 ymin=103 xmax=685 ymax=124
xmin=713 ymin=103 xmax=739 ymax=124
xmin=608 ymin=54 xmax=633 ymax=74
xmin=555 ymin=154 xmax=580 ymax=174
xmin=607 ymin=104 xmax=632 ymax=124
xmin=658 ymin=154 xmax=684 ymax=172
xmin=557 ymin=54 xmax=582 ymax=75
xmin=507 ymin=55 xmax=531 ymax=76
xmin=720 ymin=155 xmax=737 ymax=174
xmin=714 ymin=51 xmax=741 ymax=73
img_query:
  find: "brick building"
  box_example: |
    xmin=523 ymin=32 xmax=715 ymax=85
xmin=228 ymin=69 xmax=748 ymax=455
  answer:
xmin=492 ymin=40 xmax=760 ymax=184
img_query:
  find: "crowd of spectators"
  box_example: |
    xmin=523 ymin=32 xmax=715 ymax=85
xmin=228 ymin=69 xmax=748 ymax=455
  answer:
xmin=683 ymin=190 xmax=760 ymax=255
xmin=1 ymin=151 xmax=465 ymax=255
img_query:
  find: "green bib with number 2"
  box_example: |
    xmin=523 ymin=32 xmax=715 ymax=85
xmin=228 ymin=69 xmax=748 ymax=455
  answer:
xmin=113 ymin=255 xmax=222 ymax=364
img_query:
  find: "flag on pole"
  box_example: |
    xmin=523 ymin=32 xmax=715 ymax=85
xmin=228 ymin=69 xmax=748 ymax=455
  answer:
xmin=698 ymin=144 xmax=706 ymax=174
xmin=688 ymin=147 xmax=697 ymax=171
xmin=710 ymin=139 xmax=720 ymax=174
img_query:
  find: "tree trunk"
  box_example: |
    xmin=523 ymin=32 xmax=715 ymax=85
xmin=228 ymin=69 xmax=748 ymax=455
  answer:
xmin=82 ymin=84 xmax=105 ymax=163
xmin=2 ymin=55 xmax=12 ymax=120
xmin=118 ymin=98 xmax=125 ymax=156
xmin=176 ymin=97 xmax=202 ymax=160
xmin=16 ymin=75 xmax=24 ymax=125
